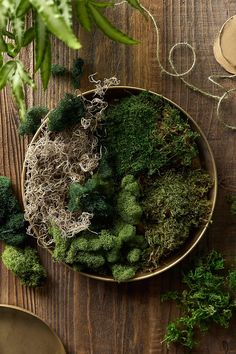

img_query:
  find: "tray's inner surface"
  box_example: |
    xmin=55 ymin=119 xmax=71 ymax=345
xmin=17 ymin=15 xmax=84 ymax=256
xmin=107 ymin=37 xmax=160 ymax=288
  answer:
xmin=0 ymin=306 xmax=65 ymax=354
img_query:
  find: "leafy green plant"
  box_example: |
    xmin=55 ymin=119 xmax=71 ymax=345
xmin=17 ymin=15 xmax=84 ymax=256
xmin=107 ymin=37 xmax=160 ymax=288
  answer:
xmin=162 ymin=251 xmax=236 ymax=351
xmin=0 ymin=0 xmax=142 ymax=122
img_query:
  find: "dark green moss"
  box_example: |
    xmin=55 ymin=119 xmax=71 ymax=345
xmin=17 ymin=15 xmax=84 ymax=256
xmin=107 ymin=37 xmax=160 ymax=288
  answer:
xmin=51 ymin=63 xmax=67 ymax=76
xmin=71 ymin=57 xmax=84 ymax=89
xmin=2 ymin=246 xmax=47 ymax=287
xmin=104 ymin=91 xmax=199 ymax=177
xmin=0 ymin=213 xmax=27 ymax=246
xmin=18 ymin=106 xmax=49 ymax=135
xmin=48 ymin=93 xmax=85 ymax=132
xmin=0 ymin=176 xmax=27 ymax=247
xmin=0 ymin=176 xmax=20 ymax=222
xmin=68 ymin=165 xmax=115 ymax=230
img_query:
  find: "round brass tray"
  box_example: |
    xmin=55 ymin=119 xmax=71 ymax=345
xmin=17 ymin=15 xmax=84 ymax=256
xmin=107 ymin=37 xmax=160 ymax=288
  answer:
xmin=0 ymin=304 xmax=66 ymax=354
xmin=22 ymin=86 xmax=217 ymax=282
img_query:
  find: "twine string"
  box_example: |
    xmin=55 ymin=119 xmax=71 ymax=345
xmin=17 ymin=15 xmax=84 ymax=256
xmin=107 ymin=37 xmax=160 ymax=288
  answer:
xmin=115 ymin=1 xmax=236 ymax=130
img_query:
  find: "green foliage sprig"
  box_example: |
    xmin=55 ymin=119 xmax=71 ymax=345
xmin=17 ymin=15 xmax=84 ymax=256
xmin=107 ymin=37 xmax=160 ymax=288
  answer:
xmin=0 ymin=0 xmax=142 ymax=121
xmin=162 ymin=251 xmax=236 ymax=351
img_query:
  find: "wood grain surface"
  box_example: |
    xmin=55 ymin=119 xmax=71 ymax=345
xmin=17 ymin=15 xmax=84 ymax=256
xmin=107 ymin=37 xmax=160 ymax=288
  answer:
xmin=1 ymin=1 xmax=236 ymax=353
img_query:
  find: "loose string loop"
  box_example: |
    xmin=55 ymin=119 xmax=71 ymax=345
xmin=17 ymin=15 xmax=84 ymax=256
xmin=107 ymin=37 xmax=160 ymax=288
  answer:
xmin=115 ymin=1 xmax=236 ymax=130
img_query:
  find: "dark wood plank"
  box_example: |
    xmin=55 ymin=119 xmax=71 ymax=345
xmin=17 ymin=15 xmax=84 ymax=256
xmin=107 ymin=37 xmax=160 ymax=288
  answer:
xmin=1 ymin=1 xmax=236 ymax=353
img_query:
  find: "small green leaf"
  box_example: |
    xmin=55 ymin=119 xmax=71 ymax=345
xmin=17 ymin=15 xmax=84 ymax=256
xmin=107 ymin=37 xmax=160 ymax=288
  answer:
xmin=0 ymin=1 xmax=15 ymax=29
xmin=40 ymin=38 xmax=51 ymax=90
xmin=90 ymin=1 xmax=114 ymax=8
xmin=12 ymin=16 xmax=25 ymax=48
xmin=16 ymin=0 xmax=31 ymax=17
xmin=16 ymin=60 xmax=35 ymax=87
xmin=22 ymin=27 xmax=35 ymax=47
xmin=88 ymin=3 xmax=138 ymax=45
xmin=58 ymin=0 xmax=72 ymax=28
xmin=35 ymin=14 xmax=47 ymax=71
xmin=29 ymin=0 xmax=81 ymax=49
xmin=127 ymin=0 xmax=143 ymax=11
xmin=0 ymin=33 xmax=7 ymax=51
xmin=11 ymin=73 xmax=26 ymax=121
xmin=0 ymin=61 xmax=16 ymax=89
xmin=76 ymin=0 xmax=92 ymax=32
xmin=6 ymin=43 xmax=18 ymax=57
xmin=2 ymin=29 xmax=15 ymax=40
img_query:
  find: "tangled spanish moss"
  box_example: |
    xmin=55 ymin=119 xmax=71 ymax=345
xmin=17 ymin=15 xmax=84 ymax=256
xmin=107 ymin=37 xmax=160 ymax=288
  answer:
xmin=24 ymin=76 xmax=119 ymax=247
xmin=24 ymin=122 xmax=98 ymax=246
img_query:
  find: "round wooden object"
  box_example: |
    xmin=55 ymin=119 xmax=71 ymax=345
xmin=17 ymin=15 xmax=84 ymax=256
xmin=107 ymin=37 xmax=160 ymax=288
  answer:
xmin=214 ymin=16 xmax=236 ymax=74
xmin=0 ymin=305 xmax=66 ymax=354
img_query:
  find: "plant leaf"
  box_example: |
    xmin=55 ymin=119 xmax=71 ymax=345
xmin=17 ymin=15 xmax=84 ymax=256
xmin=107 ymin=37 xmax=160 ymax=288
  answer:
xmin=2 ymin=29 xmax=15 ymax=39
xmin=16 ymin=60 xmax=35 ymax=87
xmin=76 ymin=0 xmax=92 ymax=32
xmin=90 ymin=1 xmax=114 ymax=8
xmin=29 ymin=0 xmax=81 ymax=49
xmin=35 ymin=14 xmax=47 ymax=71
xmin=40 ymin=37 xmax=51 ymax=90
xmin=0 ymin=61 xmax=16 ymax=89
xmin=126 ymin=0 xmax=143 ymax=12
xmin=88 ymin=3 xmax=138 ymax=44
xmin=22 ymin=27 xmax=35 ymax=47
xmin=12 ymin=15 xmax=25 ymax=48
xmin=0 ymin=33 xmax=7 ymax=51
xmin=16 ymin=0 xmax=31 ymax=17
xmin=0 ymin=1 xmax=15 ymax=29
xmin=58 ymin=0 xmax=72 ymax=28
xmin=10 ymin=72 xmax=26 ymax=121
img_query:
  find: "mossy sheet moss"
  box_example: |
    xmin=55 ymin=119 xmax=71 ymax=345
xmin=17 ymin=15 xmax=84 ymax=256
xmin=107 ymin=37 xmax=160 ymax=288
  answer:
xmin=30 ymin=91 xmax=212 ymax=282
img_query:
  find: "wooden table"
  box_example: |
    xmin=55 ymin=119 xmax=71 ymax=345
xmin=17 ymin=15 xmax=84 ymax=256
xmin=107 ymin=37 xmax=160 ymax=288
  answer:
xmin=1 ymin=1 xmax=236 ymax=353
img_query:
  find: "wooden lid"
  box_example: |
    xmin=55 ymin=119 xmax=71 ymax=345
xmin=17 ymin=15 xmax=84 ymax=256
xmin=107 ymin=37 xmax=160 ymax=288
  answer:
xmin=214 ymin=16 xmax=236 ymax=74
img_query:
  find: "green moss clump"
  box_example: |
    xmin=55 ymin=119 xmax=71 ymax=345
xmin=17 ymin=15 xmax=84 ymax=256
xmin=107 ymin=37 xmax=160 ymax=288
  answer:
xmin=71 ymin=57 xmax=84 ymax=89
xmin=49 ymin=225 xmax=70 ymax=262
xmin=127 ymin=248 xmax=142 ymax=263
xmin=104 ymin=91 xmax=199 ymax=176
xmin=0 ymin=176 xmax=27 ymax=247
xmin=2 ymin=246 xmax=47 ymax=287
xmin=51 ymin=64 xmax=67 ymax=76
xmin=66 ymin=245 xmax=105 ymax=268
xmin=0 ymin=176 xmax=20 ymax=221
xmin=48 ymin=93 xmax=85 ymax=132
xmin=118 ymin=224 xmax=136 ymax=243
xmin=111 ymin=264 xmax=137 ymax=282
xmin=0 ymin=213 xmax=27 ymax=246
xmin=68 ymin=163 xmax=115 ymax=230
xmin=117 ymin=175 xmax=142 ymax=225
xmin=143 ymin=170 xmax=212 ymax=266
xmin=18 ymin=106 xmax=49 ymax=135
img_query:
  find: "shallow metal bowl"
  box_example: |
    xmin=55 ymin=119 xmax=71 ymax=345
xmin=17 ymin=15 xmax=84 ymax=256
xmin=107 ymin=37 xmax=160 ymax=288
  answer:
xmin=21 ymin=86 xmax=217 ymax=282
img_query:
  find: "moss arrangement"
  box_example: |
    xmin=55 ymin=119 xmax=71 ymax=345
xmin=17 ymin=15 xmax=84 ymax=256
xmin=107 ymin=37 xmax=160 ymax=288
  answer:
xmin=24 ymin=91 xmax=213 ymax=282
xmin=0 ymin=176 xmax=47 ymax=287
